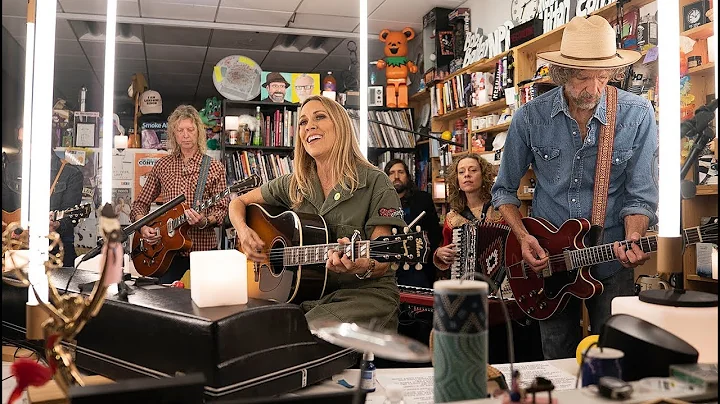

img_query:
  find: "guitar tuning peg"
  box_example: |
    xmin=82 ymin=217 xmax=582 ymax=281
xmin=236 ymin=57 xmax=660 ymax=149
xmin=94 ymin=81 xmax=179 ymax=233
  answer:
xmin=392 ymin=228 xmax=398 ymax=235
xmin=403 ymin=263 xmax=410 ymax=270
xmin=416 ymin=225 xmax=421 ymax=233
xmin=391 ymin=263 xmax=399 ymax=270
xmin=403 ymin=226 xmax=410 ymax=234
xmin=415 ymin=263 xmax=422 ymax=270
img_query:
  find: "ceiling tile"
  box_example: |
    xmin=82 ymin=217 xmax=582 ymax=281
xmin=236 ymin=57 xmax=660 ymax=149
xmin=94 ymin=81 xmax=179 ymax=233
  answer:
xmin=80 ymin=40 xmax=145 ymax=59
xmin=369 ymin=0 xmax=463 ymax=25
xmin=330 ymin=38 xmax=384 ymax=57
xmin=58 ymin=0 xmax=140 ymax=17
xmin=215 ymin=7 xmax=292 ymax=26
xmin=261 ymin=50 xmax=326 ymax=72
xmin=90 ymin=57 xmax=148 ymax=73
xmin=146 ymin=44 xmax=207 ymax=62
xmin=296 ymin=0 xmax=385 ymax=17
xmin=54 ymin=38 xmax=85 ymax=56
xmin=144 ymin=26 xmax=211 ymax=46
xmin=219 ymin=0 xmax=300 ymax=11
xmin=2 ymin=0 xmax=28 ymax=18
xmin=360 ymin=19 xmax=423 ymax=36
xmin=210 ymin=30 xmax=277 ymax=50
xmin=151 ymin=85 xmax=198 ymax=99
xmin=140 ymin=1 xmax=218 ymax=22
xmin=205 ymin=47 xmax=268 ymax=66
xmin=2 ymin=16 xmax=26 ymax=39
xmin=149 ymin=73 xmax=200 ymax=88
xmin=289 ymin=14 xmax=358 ymax=33
xmin=148 ymin=59 xmax=204 ymax=75
xmin=313 ymin=55 xmax=354 ymax=72
xmin=56 ymin=20 xmax=79 ymax=40
xmin=197 ymin=67 xmax=217 ymax=86
xmin=147 ymin=0 xmax=220 ymax=5
xmin=54 ymin=54 xmax=91 ymax=69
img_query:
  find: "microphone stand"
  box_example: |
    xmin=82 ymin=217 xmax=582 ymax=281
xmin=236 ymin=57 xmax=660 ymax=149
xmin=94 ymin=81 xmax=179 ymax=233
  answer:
xmin=72 ymin=194 xmax=187 ymax=297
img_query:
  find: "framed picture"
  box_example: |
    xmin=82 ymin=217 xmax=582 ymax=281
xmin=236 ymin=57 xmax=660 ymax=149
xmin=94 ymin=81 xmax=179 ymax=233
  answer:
xmin=74 ymin=111 xmax=100 ymax=148
xmin=438 ymin=31 xmax=455 ymax=56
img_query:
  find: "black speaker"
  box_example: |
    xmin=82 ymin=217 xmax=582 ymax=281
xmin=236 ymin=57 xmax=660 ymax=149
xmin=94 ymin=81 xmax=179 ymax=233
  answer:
xmin=422 ymin=7 xmax=454 ymax=75
xmin=599 ymin=314 xmax=699 ymax=382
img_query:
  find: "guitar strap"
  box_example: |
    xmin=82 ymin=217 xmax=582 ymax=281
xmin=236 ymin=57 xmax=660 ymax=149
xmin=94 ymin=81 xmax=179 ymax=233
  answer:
xmin=50 ymin=159 xmax=68 ymax=195
xmin=591 ymin=86 xmax=618 ymax=228
xmin=459 ymin=201 xmax=492 ymax=224
xmin=193 ymin=155 xmax=212 ymax=210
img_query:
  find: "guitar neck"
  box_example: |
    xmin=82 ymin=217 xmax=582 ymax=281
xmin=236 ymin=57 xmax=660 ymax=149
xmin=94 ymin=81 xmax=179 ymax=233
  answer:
xmin=570 ymin=226 xmax=702 ymax=268
xmin=283 ymin=241 xmax=370 ymax=266
xmin=173 ymin=188 xmax=231 ymax=229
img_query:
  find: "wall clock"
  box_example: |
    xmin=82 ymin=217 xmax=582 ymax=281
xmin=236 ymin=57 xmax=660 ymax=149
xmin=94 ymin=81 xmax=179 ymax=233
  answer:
xmin=511 ymin=0 xmax=539 ymax=25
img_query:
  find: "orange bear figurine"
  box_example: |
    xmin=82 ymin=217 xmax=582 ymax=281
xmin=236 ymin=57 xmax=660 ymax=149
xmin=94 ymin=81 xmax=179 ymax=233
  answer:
xmin=376 ymin=27 xmax=418 ymax=108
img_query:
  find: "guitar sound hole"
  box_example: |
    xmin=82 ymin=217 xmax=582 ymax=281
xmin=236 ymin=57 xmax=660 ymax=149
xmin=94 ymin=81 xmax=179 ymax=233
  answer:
xmin=269 ymin=240 xmax=286 ymax=276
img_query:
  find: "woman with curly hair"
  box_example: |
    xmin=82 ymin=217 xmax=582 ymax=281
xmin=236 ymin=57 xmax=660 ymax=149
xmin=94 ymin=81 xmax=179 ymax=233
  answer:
xmin=433 ymin=152 xmax=503 ymax=272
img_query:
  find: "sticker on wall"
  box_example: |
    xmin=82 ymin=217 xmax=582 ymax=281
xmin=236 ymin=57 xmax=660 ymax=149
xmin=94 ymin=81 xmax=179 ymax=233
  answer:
xmin=212 ymin=55 xmax=263 ymax=101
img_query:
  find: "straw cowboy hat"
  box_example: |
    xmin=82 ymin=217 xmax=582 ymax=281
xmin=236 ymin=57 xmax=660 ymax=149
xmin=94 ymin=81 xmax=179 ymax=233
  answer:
xmin=537 ymin=16 xmax=641 ymax=69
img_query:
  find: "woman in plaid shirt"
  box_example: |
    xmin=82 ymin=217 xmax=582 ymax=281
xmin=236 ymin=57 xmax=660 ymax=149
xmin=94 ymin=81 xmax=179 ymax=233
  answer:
xmin=130 ymin=105 xmax=228 ymax=283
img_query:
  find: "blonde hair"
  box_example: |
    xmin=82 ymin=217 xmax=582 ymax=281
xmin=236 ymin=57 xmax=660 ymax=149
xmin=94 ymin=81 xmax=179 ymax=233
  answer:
xmin=166 ymin=105 xmax=207 ymax=156
xmin=446 ymin=152 xmax=495 ymax=213
xmin=289 ymin=95 xmax=374 ymax=208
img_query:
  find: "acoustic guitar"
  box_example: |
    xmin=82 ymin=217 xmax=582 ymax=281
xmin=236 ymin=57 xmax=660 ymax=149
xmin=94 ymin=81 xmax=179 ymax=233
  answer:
xmin=2 ymin=203 xmax=92 ymax=233
xmin=505 ymin=216 xmax=719 ymax=320
xmin=244 ymin=203 xmax=431 ymax=303
xmin=130 ymin=175 xmax=261 ymax=278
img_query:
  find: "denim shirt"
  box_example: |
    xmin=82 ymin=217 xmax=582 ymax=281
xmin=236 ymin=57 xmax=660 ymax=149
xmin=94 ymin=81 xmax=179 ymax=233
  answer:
xmin=492 ymin=86 xmax=659 ymax=280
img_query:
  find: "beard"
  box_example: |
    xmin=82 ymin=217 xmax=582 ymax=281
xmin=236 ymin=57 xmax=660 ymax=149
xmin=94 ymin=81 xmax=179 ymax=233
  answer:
xmin=567 ymin=91 xmax=601 ymax=110
xmin=271 ymin=92 xmax=285 ymax=102
xmin=393 ymin=181 xmax=408 ymax=193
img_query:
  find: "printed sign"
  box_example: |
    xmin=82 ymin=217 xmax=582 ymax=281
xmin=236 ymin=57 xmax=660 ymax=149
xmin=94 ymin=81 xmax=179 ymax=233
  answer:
xmin=134 ymin=152 xmax=167 ymax=203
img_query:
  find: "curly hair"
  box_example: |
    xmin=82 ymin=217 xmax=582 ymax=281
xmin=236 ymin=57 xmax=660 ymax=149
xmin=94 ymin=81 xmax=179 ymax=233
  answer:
xmin=548 ymin=64 xmax=627 ymax=87
xmin=446 ymin=152 xmax=495 ymax=213
xmin=166 ymin=105 xmax=207 ymax=156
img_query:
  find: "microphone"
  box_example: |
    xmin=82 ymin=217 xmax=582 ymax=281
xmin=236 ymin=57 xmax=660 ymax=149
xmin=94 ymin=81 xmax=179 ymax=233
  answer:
xmin=681 ymin=98 xmax=718 ymax=138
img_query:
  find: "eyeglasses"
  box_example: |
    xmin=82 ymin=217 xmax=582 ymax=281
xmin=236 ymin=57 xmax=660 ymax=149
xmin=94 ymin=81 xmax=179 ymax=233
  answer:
xmin=268 ymin=83 xmax=287 ymax=90
xmin=295 ymin=85 xmax=314 ymax=91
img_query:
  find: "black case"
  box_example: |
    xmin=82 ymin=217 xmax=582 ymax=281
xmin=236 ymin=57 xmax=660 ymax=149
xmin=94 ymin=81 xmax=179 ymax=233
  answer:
xmin=2 ymin=268 xmax=357 ymax=401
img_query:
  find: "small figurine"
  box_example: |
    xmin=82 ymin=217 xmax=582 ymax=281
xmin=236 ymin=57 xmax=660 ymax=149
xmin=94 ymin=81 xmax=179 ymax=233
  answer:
xmin=376 ymin=28 xmax=418 ymax=108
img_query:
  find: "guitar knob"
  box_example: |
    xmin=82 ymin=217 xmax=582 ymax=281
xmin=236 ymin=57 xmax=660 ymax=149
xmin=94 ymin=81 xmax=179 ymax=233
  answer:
xmin=538 ymin=301 xmax=547 ymax=310
xmin=518 ymin=295 xmax=525 ymax=302
xmin=527 ymin=307 xmax=535 ymax=313
xmin=416 ymin=225 xmax=421 ymax=232
xmin=415 ymin=263 xmax=422 ymax=270
xmin=529 ymin=290 xmax=536 ymax=297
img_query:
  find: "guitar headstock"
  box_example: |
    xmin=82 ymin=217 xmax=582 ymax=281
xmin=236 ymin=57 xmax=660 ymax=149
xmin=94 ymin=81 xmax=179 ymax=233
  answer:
xmin=370 ymin=230 xmax=430 ymax=265
xmin=54 ymin=203 xmax=92 ymax=223
xmin=229 ymin=174 xmax=262 ymax=195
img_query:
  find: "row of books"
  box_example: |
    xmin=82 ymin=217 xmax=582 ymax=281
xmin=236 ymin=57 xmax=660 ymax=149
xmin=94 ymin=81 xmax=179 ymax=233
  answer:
xmin=348 ymin=109 xmax=416 ymax=149
xmin=225 ymin=150 xmax=293 ymax=186
xmin=375 ymin=151 xmax=416 ymax=179
xmin=256 ymin=108 xmax=297 ymax=148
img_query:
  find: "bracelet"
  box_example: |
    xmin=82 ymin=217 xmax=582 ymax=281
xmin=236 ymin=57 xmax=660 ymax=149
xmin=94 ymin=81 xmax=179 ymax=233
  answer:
xmin=198 ymin=217 xmax=209 ymax=230
xmin=356 ymin=259 xmax=376 ymax=280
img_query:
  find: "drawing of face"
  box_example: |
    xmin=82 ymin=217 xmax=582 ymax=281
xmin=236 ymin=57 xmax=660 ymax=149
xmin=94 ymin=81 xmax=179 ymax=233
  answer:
xmin=294 ymin=75 xmax=315 ymax=103
xmin=267 ymin=82 xmax=288 ymax=102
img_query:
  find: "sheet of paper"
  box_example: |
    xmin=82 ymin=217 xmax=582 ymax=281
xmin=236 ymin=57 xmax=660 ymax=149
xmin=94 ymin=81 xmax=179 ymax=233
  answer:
xmin=375 ymin=368 xmax=435 ymax=404
xmin=643 ymin=47 xmax=659 ymax=64
xmin=493 ymin=361 xmax=578 ymax=391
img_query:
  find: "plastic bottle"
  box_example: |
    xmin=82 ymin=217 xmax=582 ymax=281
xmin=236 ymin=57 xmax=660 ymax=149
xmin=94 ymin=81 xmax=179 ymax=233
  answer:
xmin=252 ymin=106 xmax=262 ymax=146
xmin=360 ymin=352 xmax=376 ymax=392
xmin=384 ymin=383 xmax=405 ymax=403
xmin=322 ymin=72 xmax=337 ymax=92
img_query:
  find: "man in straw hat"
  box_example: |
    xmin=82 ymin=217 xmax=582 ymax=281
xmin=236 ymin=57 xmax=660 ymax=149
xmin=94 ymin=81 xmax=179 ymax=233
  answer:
xmin=492 ymin=16 xmax=658 ymax=359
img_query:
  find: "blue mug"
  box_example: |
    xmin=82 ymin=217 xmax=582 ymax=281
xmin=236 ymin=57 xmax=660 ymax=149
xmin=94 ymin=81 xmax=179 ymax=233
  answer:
xmin=581 ymin=347 xmax=624 ymax=387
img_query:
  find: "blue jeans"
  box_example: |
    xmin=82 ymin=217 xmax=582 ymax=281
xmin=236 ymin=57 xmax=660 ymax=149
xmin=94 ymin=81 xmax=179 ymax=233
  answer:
xmin=538 ymin=269 xmax=635 ymax=359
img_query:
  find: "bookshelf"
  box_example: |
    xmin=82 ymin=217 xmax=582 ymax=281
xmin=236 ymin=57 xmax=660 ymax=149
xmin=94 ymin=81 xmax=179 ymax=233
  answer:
xmin=678 ymin=0 xmax=717 ymax=291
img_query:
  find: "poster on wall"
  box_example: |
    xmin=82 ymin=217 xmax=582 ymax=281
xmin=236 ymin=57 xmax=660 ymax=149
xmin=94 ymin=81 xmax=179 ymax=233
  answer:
xmin=290 ymin=73 xmax=321 ymax=103
xmin=260 ymin=72 xmax=292 ymax=103
xmin=212 ymin=55 xmax=263 ymax=101
xmin=134 ymin=152 xmax=167 ymax=203
xmin=112 ymin=184 xmax=132 ymax=225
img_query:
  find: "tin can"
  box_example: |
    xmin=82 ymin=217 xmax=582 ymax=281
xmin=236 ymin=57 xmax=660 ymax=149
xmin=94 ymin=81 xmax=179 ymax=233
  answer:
xmin=228 ymin=130 xmax=238 ymax=145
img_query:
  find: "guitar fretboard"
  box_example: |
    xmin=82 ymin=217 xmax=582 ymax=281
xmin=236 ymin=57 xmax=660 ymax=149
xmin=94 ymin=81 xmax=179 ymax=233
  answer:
xmin=569 ymin=222 xmax=717 ymax=268
xmin=283 ymin=241 xmax=370 ymax=266
xmin=171 ymin=188 xmax=232 ymax=229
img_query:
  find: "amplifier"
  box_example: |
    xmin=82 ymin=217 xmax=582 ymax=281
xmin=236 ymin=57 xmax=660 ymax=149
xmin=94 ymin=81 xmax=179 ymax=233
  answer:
xmin=1 ymin=268 xmax=357 ymax=401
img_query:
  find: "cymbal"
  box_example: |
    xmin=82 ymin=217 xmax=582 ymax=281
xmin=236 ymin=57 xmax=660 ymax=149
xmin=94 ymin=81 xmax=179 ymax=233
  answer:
xmin=312 ymin=321 xmax=431 ymax=363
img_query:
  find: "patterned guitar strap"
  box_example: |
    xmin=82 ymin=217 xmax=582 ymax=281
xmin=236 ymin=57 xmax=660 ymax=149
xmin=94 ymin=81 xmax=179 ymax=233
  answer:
xmin=591 ymin=86 xmax=618 ymax=231
xmin=193 ymin=155 xmax=212 ymax=212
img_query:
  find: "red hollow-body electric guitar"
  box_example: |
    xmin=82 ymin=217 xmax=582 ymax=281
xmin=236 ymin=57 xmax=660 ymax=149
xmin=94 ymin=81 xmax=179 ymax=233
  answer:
xmin=505 ymin=216 xmax=718 ymax=320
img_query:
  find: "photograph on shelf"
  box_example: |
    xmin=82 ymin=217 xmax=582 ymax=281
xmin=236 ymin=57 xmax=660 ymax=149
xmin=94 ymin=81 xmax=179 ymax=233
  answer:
xmin=73 ymin=112 xmax=100 ymax=148
xmin=112 ymin=185 xmax=132 ymax=225
xmin=140 ymin=118 xmax=169 ymax=150
xmin=261 ymin=72 xmax=292 ymax=103
xmin=290 ymin=73 xmax=320 ymax=103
